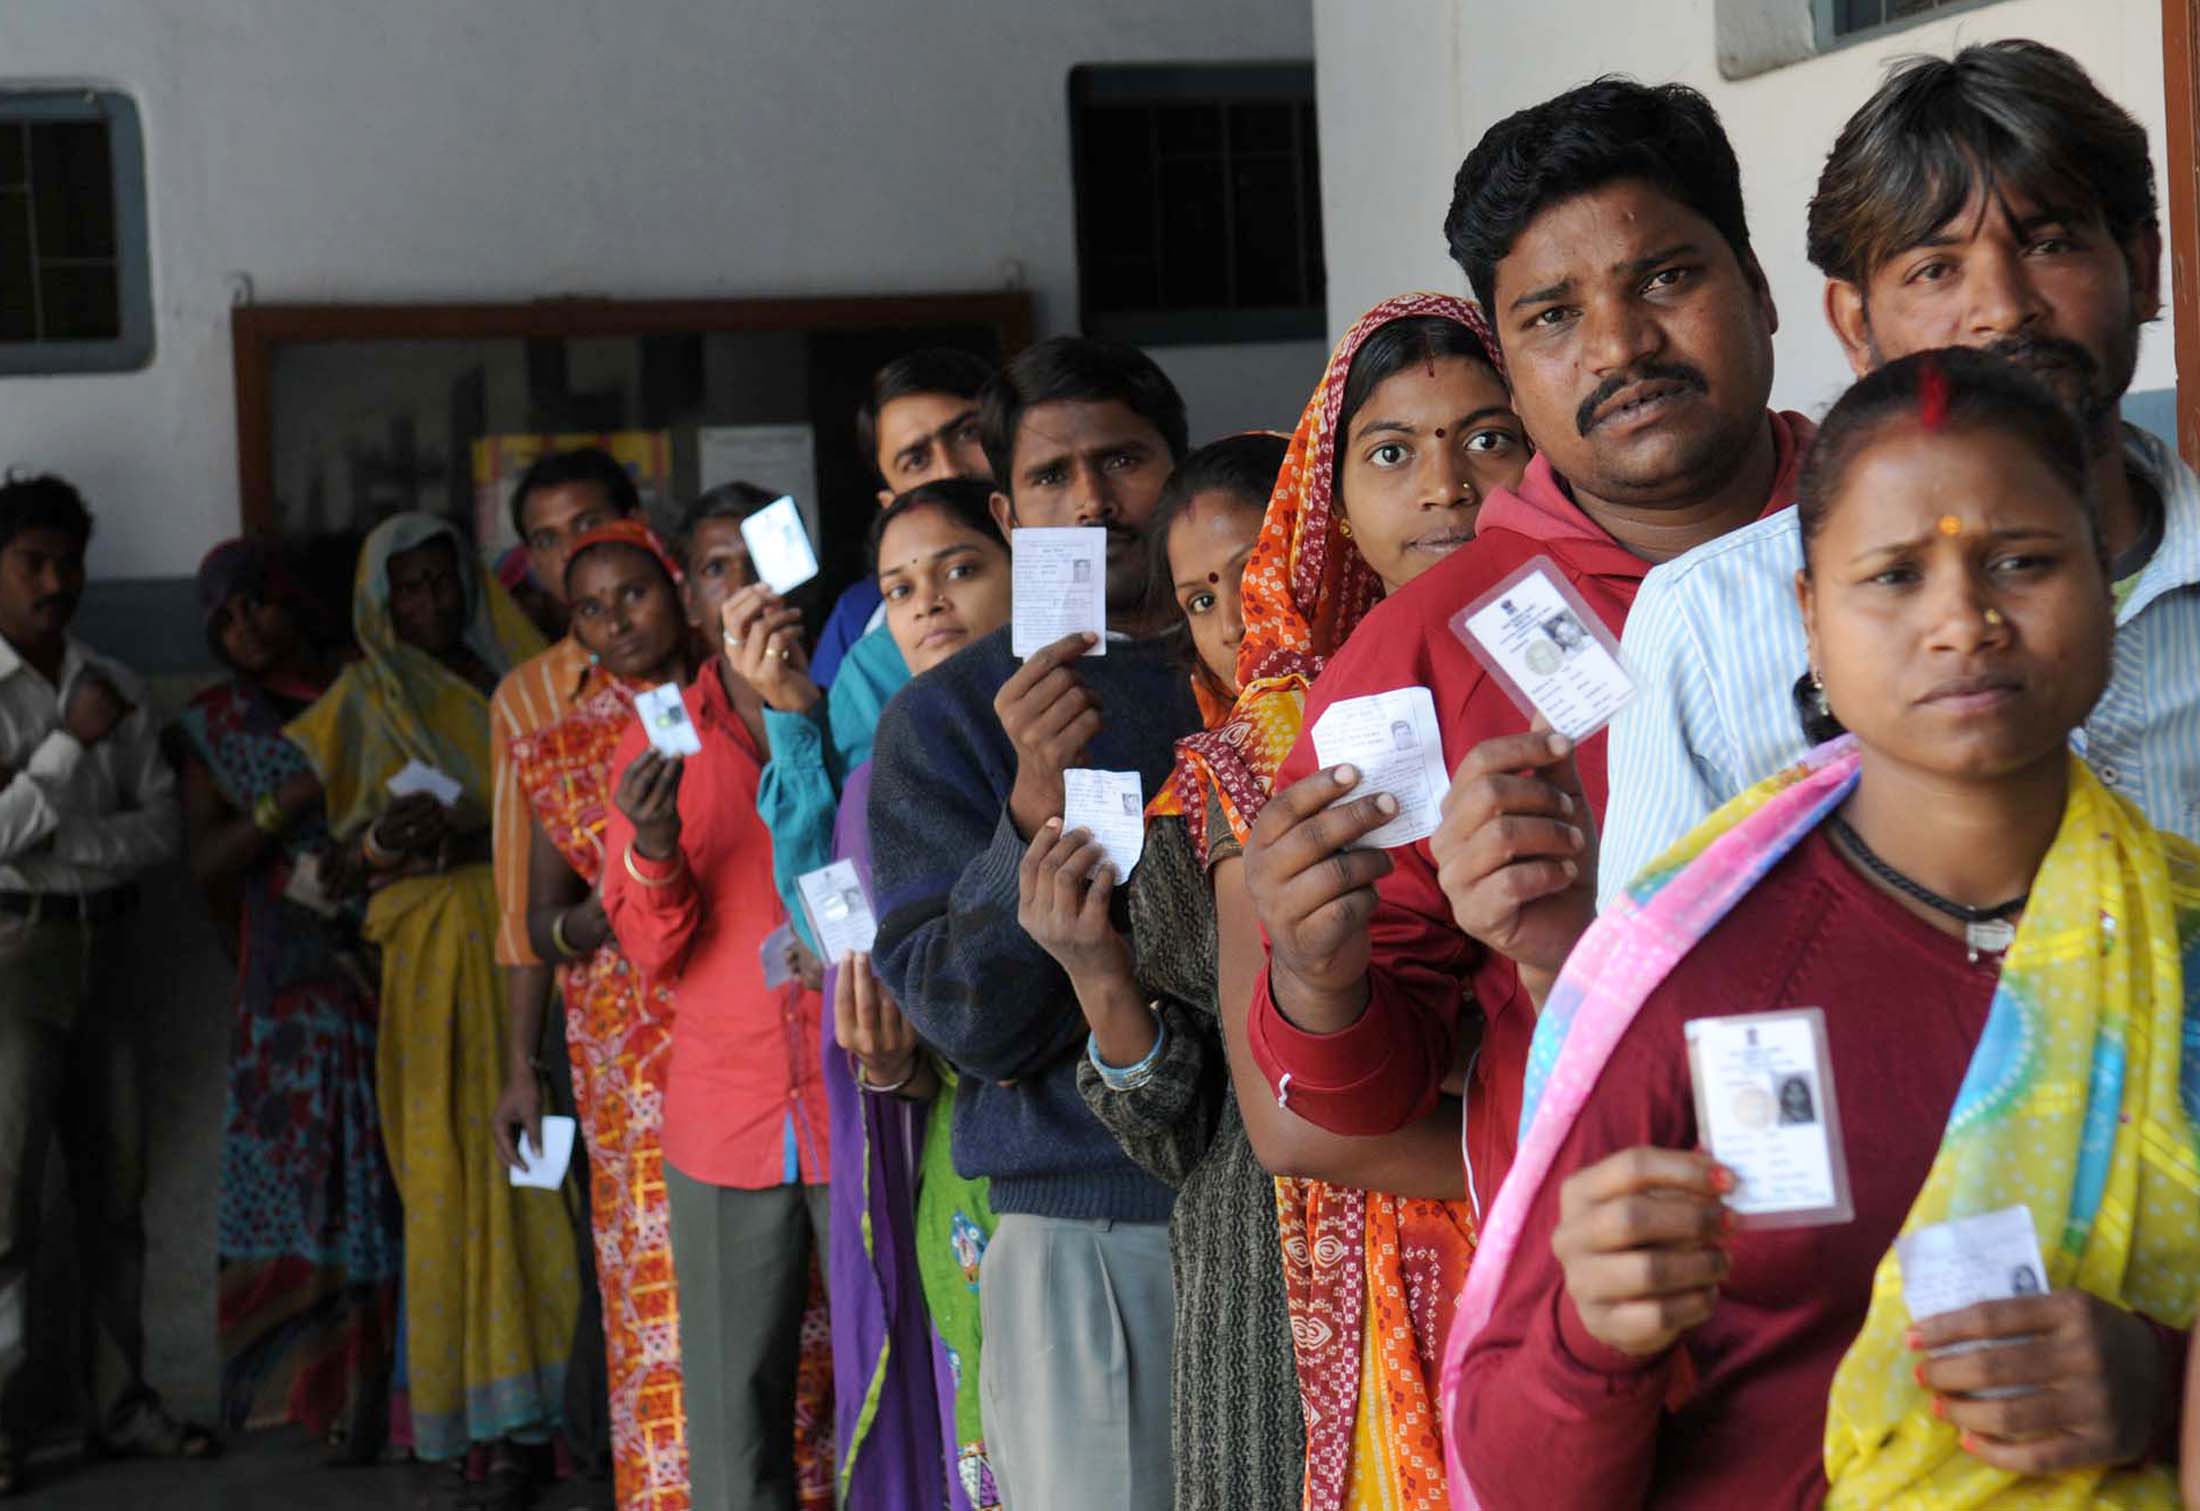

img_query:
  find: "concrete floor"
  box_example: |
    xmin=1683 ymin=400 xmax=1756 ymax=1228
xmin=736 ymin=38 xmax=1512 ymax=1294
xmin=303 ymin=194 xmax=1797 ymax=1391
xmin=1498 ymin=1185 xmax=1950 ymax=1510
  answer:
xmin=16 ymin=1428 xmax=614 ymax=1510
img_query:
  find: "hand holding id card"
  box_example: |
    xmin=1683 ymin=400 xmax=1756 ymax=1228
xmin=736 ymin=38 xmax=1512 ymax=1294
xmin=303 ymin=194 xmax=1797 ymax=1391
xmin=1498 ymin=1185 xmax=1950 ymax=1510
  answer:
xmin=797 ymin=860 xmax=878 ymax=964
xmin=1452 ymin=557 xmax=1635 ymax=742
xmin=1061 ymin=768 xmax=1145 ymax=879
xmin=1685 ymin=1007 xmax=1852 ymax=1228
xmin=1012 ymin=527 xmax=1107 ymax=657
xmin=634 ymin=683 xmax=702 ymax=757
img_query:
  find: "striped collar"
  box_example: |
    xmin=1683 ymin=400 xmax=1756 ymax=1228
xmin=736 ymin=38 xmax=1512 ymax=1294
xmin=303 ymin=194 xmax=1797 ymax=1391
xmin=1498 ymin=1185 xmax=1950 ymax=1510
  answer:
xmin=2116 ymin=424 xmax=2200 ymax=625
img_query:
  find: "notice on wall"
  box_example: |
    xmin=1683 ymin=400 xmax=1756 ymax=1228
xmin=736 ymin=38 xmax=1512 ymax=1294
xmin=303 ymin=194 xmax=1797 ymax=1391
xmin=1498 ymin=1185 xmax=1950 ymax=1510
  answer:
xmin=698 ymin=424 xmax=821 ymax=543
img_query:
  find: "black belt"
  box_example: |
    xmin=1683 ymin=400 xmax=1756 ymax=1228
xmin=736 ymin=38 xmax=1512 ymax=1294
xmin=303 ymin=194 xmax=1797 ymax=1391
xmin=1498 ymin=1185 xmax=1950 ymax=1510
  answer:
xmin=0 ymin=884 xmax=140 ymax=924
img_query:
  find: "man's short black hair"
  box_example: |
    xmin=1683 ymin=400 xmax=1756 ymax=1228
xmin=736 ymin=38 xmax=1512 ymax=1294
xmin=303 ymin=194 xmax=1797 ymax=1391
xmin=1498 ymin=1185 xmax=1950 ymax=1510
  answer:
xmin=1807 ymin=40 xmax=2157 ymax=288
xmin=0 ymin=473 xmax=93 ymax=556
xmin=977 ymin=336 xmax=1189 ymax=488
xmin=1444 ymin=77 xmax=1757 ymax=315
xmin=507 ymin=446 xmax=642 ymax=540
xmin=674 ymin=479 xmax=779 ymax=559
xmin=854 ymin=348 xmax=996 ymax=484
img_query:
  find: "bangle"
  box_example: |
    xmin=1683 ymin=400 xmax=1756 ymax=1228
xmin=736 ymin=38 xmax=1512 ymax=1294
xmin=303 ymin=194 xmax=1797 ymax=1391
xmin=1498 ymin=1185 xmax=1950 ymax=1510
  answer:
xmin=361 ymin=824 xmax=400 ymax=866
xmin=622 ymin=839 xmax=683 ymax=888
xmin=854 ymin=1053 xmax=919 ymax=1097
xmin=549 ymin=908 xmax=579 ymax=959
xmin=1087 ymin=1004 xmax=1168 ymax=1092
xmin=252 ymin=791 xmax=287 ymax=835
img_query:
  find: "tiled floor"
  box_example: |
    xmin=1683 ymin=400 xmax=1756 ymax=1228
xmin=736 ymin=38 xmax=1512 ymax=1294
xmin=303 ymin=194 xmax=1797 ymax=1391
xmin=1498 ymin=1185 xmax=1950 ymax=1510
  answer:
xmin=15 ymin=1429 xmax=614 ymax=1511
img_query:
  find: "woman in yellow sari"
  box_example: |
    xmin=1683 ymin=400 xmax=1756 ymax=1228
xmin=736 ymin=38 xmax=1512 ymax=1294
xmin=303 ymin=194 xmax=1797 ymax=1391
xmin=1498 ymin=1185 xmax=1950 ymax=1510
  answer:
xmin=287 ymin=513 xmax=579 ymax=1506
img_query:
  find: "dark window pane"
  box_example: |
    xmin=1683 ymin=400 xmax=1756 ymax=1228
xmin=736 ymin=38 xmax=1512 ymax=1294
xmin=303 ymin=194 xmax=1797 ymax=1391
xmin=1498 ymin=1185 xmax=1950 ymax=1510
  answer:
xmin=1080 ymin=108 xmax=1158 ymax=259
xmin=1157 ymin=154 xmax=1228 ymax=307
xmin=1154 ymin=104 xmax=1222 ymax=159
xmin=28 ymin=121 xmax=114 ymax=260
xmin=1230 ymin=103 xmax=1294 ymax=155
xmin=40 ymin=263 xmax=118 ymax=340
xmin=1087 ymin=254 xmax=1160 ymax=312
xmin=0 ymin=194 xmax=33 ymax=340
xmin=0 ymin=126 xmax=23 ymax=189
xmin=1300 ymin=104 xmax=1326 ymax=302
xmin=1232 ymin=156 xmax=1301 ymax=305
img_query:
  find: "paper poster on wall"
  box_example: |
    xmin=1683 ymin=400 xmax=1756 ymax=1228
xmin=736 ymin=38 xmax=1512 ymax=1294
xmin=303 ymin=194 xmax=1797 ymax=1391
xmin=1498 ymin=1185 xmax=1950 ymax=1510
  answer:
xmin=471 ymin=431 xmax=674 ymax=559
xmin=697 ymin=425 xmax=820 ymax=541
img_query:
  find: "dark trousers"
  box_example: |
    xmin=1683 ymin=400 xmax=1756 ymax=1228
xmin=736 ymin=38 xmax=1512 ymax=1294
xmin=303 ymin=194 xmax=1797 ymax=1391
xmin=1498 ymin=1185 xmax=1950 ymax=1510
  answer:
xmin=0 ymin=914 xmax=150 ymax=1447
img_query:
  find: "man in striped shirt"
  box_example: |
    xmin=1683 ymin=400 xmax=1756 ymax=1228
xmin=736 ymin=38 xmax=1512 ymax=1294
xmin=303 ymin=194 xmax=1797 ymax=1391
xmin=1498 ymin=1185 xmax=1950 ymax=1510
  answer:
xmin=1602 ymin=41 xmax=2200 ymax=903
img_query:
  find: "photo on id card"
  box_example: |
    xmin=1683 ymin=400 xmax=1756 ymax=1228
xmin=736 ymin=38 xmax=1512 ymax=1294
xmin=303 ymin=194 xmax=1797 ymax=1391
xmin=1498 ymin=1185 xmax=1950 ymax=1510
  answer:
xmin=1449 ymin=556 xmax=1634 ymax=742
xmin=1684 ymin=1006 xmax=1852 ymax=1229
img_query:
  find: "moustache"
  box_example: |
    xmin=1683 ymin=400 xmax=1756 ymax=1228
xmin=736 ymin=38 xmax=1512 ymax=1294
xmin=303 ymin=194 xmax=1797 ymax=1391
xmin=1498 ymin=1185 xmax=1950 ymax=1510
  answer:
xmin=33 ymin=594 xmax=76 ymax=616
xmin=1575 ymin=361 xmax=1710 ymax=437
xmin=1979 ymin=333 xmax=2099 ymax=385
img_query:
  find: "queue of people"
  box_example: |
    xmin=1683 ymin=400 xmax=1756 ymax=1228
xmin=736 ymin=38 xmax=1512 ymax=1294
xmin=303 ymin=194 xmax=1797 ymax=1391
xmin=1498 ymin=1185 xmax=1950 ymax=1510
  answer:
xmin=1 ymin=31 xmax=2198 ymax=1511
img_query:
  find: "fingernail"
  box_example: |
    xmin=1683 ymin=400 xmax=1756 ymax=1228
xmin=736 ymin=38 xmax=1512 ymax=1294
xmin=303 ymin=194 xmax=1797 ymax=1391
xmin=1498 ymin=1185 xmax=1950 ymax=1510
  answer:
xmin=1558 ymin=792 xmax=1574 ymax=816
xmin=1914 ymin=1362 xmax=1929 ymax=1387
xmin=1561 ymin=859 xmax=1578 ymax=879
xmin=1708 ymin=1164 xmax=1735 ymax=1194
xmin=1931 ymin=1395 xmax=1946 ymax=1419
xmin=1547 ymin=733 xmax=1571 ymax=757
xmin=1961 ymin=1432 xmax=1978 ymax=1453
xmin=1567 ymin=825 xmax=1585 ymax=850
xmin=1375 ymin=793 xmax=1398 ymax=816
xmin=1904 ymin=1327 xmax=1923 ymax=1351
xmin=1335 ymin=764 xmax=1359 ymax=785
xmin=1045 ymin=817 xmax=1062 ymax=831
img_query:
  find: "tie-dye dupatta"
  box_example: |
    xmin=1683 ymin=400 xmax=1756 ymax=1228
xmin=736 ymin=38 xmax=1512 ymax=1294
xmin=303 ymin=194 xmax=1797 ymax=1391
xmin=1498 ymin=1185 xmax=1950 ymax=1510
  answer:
xmin=1169 ymin=293 xmax=1502 ymax=1511
xmin=1442 ymin=738 xmax=2200 ymax=1509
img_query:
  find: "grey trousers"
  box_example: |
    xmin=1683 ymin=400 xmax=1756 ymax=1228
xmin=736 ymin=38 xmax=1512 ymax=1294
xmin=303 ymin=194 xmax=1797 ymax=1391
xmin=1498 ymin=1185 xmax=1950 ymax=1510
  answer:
xmin=978 ymin=1213 xmax=1174 ymax=1511
xmin=663 ymin=1162 xmax=829 ymax=1511
xmin=0 ymin=914 xmax=149 ymax=1447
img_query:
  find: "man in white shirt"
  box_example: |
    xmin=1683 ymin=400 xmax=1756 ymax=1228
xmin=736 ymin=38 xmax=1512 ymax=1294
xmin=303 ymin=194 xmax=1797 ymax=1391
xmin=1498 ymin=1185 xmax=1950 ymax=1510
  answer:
xmin=0 ymin=476 xmax=201 ymax=1493
xmin=1603 ymin=41 xmax=2200 ymax=901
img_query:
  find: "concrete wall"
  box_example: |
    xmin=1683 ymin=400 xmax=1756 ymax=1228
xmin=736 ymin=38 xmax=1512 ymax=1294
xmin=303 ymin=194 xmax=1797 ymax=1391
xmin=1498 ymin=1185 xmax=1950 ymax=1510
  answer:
xmin=1312 ymin=0 xmax=2176 ymax=421
xmin=0 ymin=0 xmax=1323 ymax=583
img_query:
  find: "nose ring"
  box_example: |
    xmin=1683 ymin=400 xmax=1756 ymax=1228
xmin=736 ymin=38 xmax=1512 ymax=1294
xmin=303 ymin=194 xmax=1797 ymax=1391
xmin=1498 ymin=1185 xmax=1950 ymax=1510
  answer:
xmin=1983 ymin=607 xmax=2006 ymax=627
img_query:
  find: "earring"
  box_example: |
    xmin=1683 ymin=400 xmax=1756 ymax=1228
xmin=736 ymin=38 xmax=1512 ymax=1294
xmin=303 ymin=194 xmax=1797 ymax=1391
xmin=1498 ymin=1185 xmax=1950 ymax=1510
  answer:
xmin=588 ymin=650 xmax=601 ymax=666
xmin=1810 ymin=667 xmax=1823 ymax=690
xmin=1337 ymin=517 xmax=1353 ymax=539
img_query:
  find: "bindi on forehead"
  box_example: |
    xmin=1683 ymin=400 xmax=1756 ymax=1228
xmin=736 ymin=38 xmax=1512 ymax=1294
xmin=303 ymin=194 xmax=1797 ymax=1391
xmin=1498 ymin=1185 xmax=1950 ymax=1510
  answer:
xmin=1938 ymin=514 xmax=1963 ymax=537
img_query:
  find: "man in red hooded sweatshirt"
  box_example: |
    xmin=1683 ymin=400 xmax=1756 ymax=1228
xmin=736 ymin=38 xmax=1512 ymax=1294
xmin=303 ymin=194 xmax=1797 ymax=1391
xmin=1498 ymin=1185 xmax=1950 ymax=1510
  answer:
xmin=1243 ymin=79 xmax=1812 ymax=1202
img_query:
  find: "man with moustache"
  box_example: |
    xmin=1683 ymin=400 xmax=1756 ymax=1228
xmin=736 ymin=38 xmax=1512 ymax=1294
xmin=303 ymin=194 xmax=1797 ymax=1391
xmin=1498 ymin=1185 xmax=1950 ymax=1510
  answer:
xmin=1240 ymin=80 xmax=1812 ymax=1195
xmin=868 ymin=337 xmax=1198 ymax=1510
xmin=1601 ymin=39 xmax=2200 ymax=896
xmin=0 ymin=476 xmax=202 ymax=1495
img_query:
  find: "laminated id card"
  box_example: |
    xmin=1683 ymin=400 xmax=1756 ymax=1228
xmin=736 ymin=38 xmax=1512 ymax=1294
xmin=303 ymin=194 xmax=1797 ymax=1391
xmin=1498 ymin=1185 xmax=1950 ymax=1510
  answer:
xmin=1450 ymin=557 xmax=1634 ymax=741
xmin=1684 ymin=1007 xmax=1852 ymax=1229
xmin=797 ymin=859 xmax=878 ymax=964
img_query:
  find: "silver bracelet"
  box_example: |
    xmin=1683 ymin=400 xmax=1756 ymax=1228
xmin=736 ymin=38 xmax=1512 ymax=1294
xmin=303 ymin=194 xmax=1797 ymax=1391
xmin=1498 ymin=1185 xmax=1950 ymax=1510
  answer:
xmin=1087 ymin=1006 xmax=1168 ymax=1092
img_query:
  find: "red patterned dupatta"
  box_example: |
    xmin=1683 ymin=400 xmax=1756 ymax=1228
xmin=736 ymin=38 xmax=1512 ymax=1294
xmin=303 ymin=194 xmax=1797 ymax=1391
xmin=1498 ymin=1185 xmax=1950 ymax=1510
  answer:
xmin=1170 ymin=293 xmax=1502 ymax=1511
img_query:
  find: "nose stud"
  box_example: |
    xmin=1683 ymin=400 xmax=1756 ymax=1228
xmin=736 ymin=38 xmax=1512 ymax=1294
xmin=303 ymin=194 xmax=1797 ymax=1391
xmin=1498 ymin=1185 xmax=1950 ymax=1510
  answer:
xmin=1983 ymin=607 xmax=2006 ymax=627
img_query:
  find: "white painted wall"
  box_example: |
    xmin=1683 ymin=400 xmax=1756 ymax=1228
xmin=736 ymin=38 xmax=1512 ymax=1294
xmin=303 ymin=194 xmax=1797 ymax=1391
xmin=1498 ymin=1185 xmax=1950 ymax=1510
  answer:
xmin=0 ymin=0 xmax=1322 ymax=579
xmin=1314 ymin=0 xmax=2175 ymax=420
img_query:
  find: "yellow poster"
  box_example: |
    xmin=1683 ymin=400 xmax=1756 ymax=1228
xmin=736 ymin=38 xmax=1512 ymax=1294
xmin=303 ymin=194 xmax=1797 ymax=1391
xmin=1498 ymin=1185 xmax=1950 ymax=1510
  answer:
xmin=471 ymin=430 xmax=673 ymax=556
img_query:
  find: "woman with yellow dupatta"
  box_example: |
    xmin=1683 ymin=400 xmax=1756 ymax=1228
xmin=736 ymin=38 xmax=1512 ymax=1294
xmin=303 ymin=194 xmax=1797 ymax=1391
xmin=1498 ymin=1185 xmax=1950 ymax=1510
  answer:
xmin=287 ymin=513 xmax=580 ymax=1507
xmin=1449 ymin=350 xmax=2196 ymax=1509
xmin=1166 ymin=294 xmax=1529 ymax=1510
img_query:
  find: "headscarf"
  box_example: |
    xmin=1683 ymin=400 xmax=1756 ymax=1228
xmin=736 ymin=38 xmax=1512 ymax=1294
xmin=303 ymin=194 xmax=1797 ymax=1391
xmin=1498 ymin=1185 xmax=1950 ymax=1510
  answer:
xmin=194 ymin=536 xmax=326 ymax=672
xmin=561 ymin=517 xmax=685 ymax=594
xmin=1167 ymin=291 xmax=1502 ymax=858
xmin=285 ymin=512 xmax=545 ymax=836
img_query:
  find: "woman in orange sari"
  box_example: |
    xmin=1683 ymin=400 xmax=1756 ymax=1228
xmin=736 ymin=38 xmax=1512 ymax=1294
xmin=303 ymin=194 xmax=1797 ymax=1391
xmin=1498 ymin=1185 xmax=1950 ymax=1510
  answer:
xmin=1176 ymin=293 xmax=1529 ymax=1509
xmin=505 ymin=520 xmax=693 ymax=1510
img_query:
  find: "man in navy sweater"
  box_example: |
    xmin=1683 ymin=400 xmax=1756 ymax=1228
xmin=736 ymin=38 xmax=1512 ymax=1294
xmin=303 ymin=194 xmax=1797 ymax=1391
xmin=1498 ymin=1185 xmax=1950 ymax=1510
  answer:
xmin=869 ymin=337 xmax=1199 ymax=1509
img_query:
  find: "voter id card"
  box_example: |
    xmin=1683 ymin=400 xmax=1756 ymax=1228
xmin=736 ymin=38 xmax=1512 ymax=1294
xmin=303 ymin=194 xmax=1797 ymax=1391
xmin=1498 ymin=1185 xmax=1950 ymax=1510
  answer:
xmin=1309 ymin=686 xmax=1449 ymax=851
xmin=1451 ymin=557 xmax=1634 ymax=742
xmin=796 ymin=859 xmax=878 ymax=964
xmin=635 ymin=683 xmax=702 ymax=757
xmin=1684 ymin=1007 xmax=1852 ymax=1229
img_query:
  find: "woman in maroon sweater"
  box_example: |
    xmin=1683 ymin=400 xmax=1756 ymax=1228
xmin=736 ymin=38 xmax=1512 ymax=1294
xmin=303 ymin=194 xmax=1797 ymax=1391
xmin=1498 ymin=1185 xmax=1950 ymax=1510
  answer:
xmin=1448 ymin=349 xmax=2197 ymax=1508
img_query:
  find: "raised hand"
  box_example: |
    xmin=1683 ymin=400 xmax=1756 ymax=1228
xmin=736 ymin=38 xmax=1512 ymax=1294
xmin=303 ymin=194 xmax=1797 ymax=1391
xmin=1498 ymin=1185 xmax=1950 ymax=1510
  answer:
xmin=1430 ymin=728 xmax=1596 ymax=986
xmin=833 ymin=951 xmax=922 ymax=1090
xmin=1241 ymin=764 xmax=1397 ymax=1032
xmin=1552 ymin=1147 xmax=1732 ymax=1358
xmin=64 ymin=672 xmax=133 ymax=746
xmin=720 ymin=584 xmax=819 ymax=714
xmin=613 ymin=748 xmax=685 ymax=861
xmin=1016 ymin=819 xmax=1134 ymax=988
xmin=995 ymin=631 xmax=1102 ymax=838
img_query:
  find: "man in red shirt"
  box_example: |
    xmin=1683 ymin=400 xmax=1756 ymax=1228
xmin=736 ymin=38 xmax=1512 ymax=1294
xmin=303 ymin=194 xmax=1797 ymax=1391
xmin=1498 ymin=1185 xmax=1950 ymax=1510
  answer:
xmin=1243 ymin=79 xmax=1812 ymax=1198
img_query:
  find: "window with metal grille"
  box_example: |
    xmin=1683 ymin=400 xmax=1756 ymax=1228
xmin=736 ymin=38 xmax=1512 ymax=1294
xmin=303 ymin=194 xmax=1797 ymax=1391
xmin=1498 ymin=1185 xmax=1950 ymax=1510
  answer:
xmin=1817 ymin=0 xmax=2007 ymax=47
xmin=0 ymin=90 xmax=152 ymax=374
xmin=1069 ymin=63 xmax=1324 ymax=347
